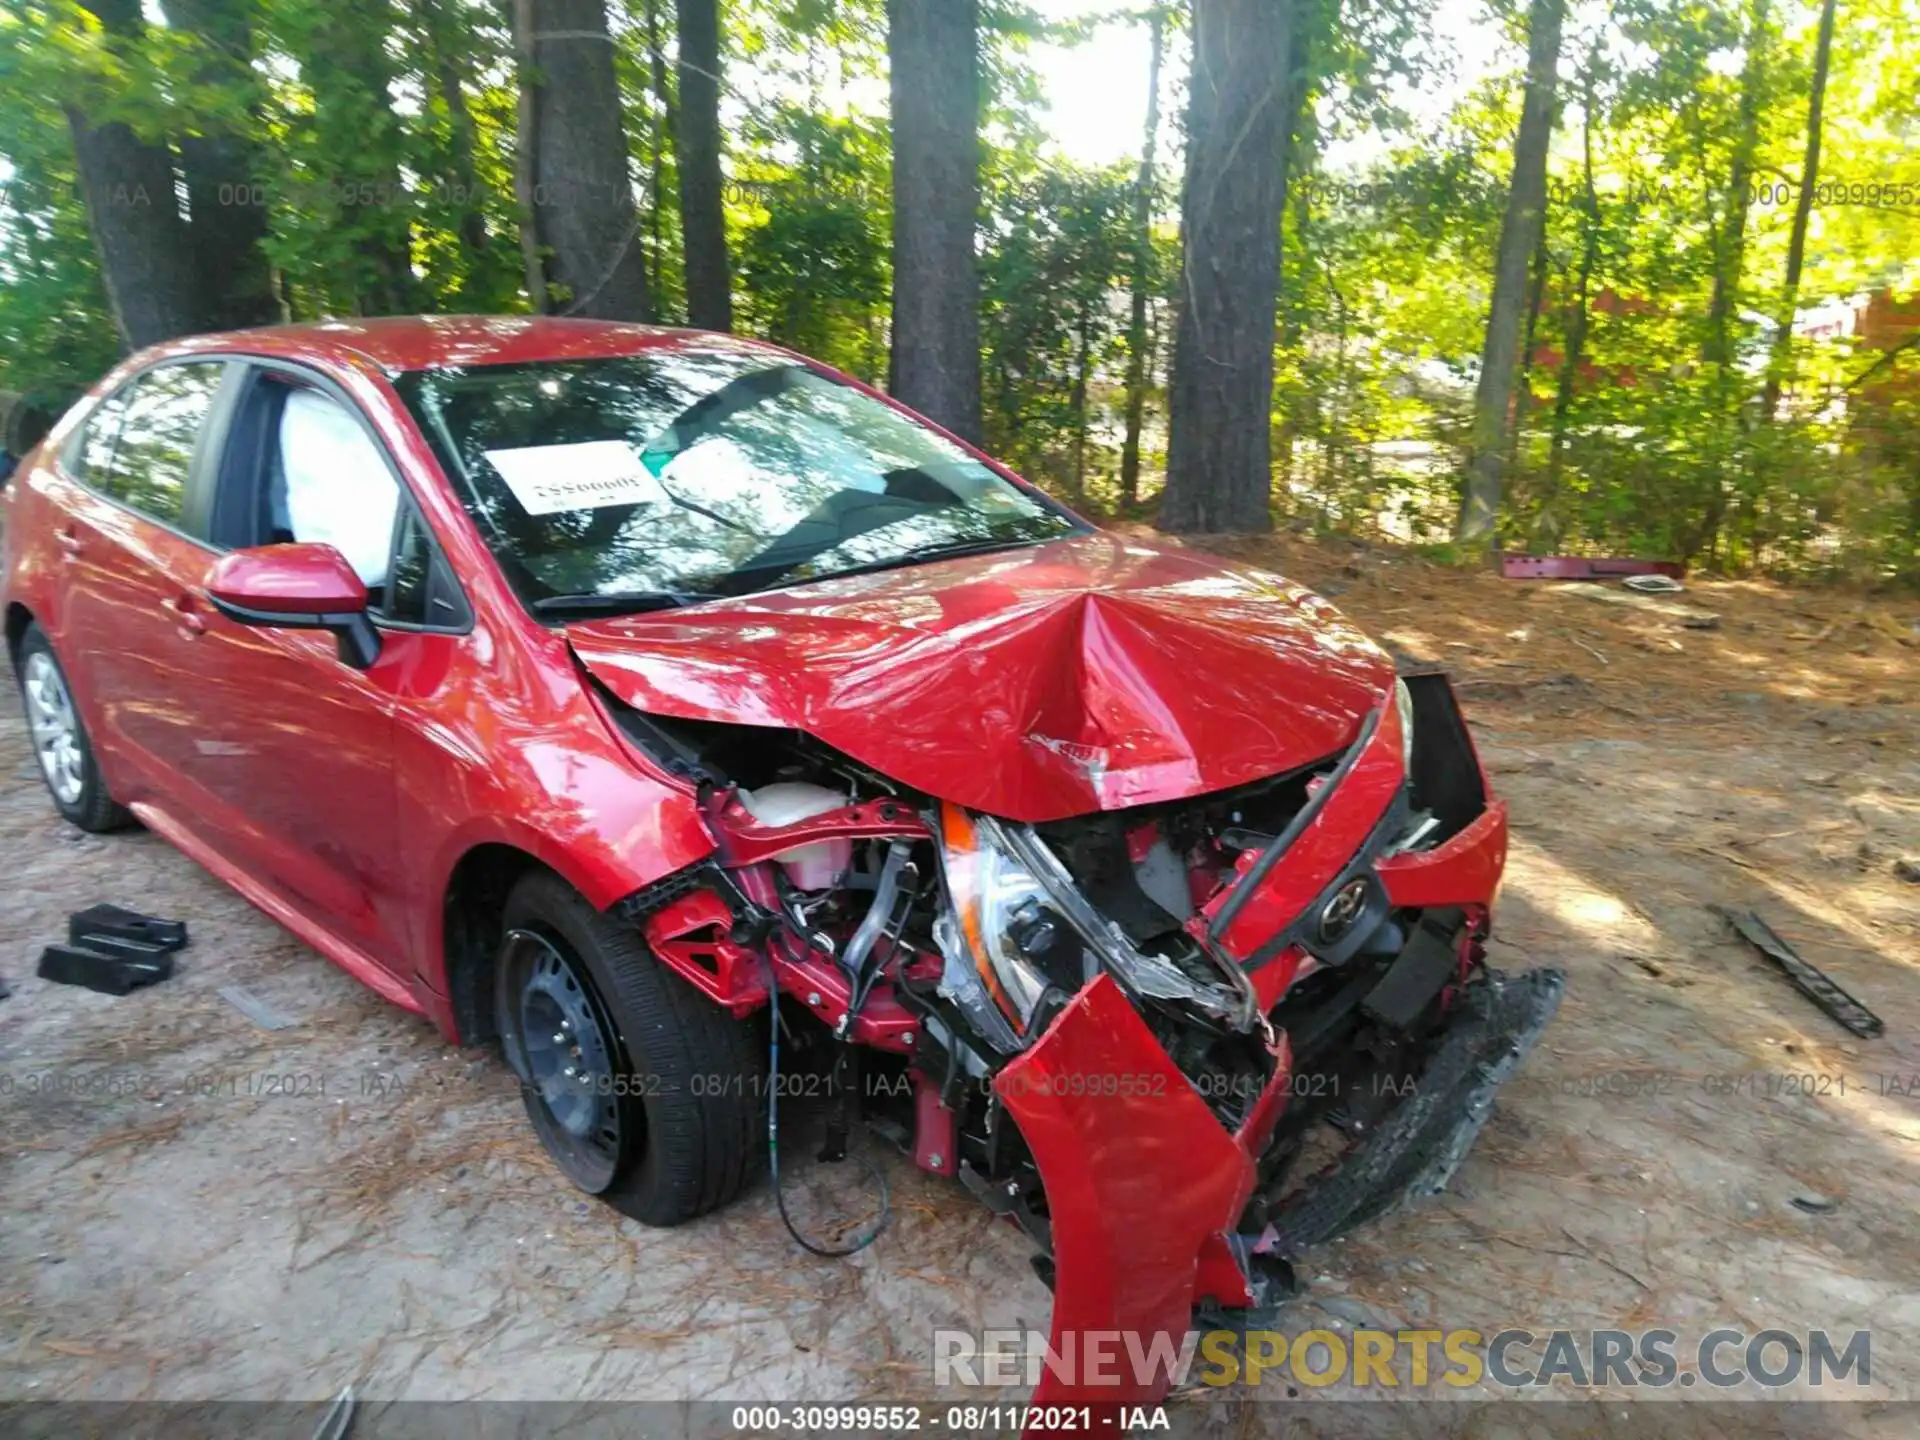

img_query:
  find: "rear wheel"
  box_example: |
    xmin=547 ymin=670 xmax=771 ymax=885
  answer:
xmin=495 ymin=871 xmax=763 ymax=1225
xmin=15 ymin=624 xmax=132 ymax=833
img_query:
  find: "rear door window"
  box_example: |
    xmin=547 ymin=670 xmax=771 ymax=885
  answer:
xmin=68 ymin=388 xmax=134 ymax=486
xmin=100 ymin=363 xmax=226 ymax=528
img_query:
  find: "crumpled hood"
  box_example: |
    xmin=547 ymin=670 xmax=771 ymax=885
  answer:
xmin=567 ymin=532 xmax=1395 ymax=823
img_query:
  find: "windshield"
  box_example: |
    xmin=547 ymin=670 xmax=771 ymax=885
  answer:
xmin=395 ymin=343 xmax=1080 ymax=613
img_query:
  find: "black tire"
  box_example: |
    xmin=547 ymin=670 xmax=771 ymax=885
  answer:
xmin=14 ymin=623 xmax=133 ymax=833
xmin=496 ymin=870 xmax=763 ymax=1226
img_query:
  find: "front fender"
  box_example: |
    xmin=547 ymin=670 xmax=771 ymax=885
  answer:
xmin=404 ymin=738 xmax=714 ymax=1038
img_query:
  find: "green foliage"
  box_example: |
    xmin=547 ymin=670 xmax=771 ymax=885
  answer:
xmin=0 ymin=0 xmax=1913 ymax=580
xmin=0 ymin=141 xmax=121 ymax=401
xmin=733 ymin=106 xmax=891 ymax=379
xmin=259 ymin=0 xmax=431 ymax=315
xmin=616 ymin=0 xmax=684 ymax=321
xmin=1267 ymin=0 xmax=1920 ymax=582
xmin=980 ymin=163 xmax=1139 ymax=498
xmin=0 ymin=3 xmax=122 ymax=394
xmin=406 ymin=0 xmax=525 ymax=312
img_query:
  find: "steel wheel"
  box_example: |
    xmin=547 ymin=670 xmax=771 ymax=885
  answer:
xmin=22 ymin=649 xmax=85 ymax=807
xmin=507 ymin=928 xmax=628 ymax=1193
xmin=495 ymin=871 xmax=763 ymax=1225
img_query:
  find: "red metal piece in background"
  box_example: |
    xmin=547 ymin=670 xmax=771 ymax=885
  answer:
xmin=1123 ymin=821 xmax=1159 ymax=865
xmin=1499 ymin=553 xmax=1685 ymax=580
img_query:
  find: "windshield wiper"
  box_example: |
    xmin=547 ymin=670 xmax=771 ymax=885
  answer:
xmin=529 ymin=589 xmax=718 ymax=618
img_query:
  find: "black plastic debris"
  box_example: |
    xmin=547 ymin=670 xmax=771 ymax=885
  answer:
xmin=35 ymin=905 xmax=189 ymax=997
xmin=0 ymin=974 xmax=11 ymax=1001
xmin=37 ymin=942 xmax=175 ymax=996
xmin=65 ymin=930 xmax=178 ymax=967
xmin=1712 ymin=904 xmax=1884 ymax=1039
xmin=69 ymin=903 xmax=189 ymax=954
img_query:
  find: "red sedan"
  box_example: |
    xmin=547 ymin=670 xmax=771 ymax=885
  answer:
xmin=3 ymin=317 xmax=1558 ymax=1408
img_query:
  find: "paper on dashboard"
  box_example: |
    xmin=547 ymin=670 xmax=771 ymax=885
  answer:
xmin=484 ymin=440 xmax=672 ymax=516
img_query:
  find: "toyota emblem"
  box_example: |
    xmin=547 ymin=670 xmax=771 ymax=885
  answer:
xmin=1318 ymin=878 xmax=1371 ymax=944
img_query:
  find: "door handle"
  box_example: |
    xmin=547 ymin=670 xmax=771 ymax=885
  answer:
xmin=55 ymin=527 xmax=83 ymax=559
xmin=161 ymin=594 xmax=207 ymax=637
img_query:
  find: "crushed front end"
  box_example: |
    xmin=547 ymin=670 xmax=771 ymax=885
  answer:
xmin=602 ymin=670 xmax=1561 ymax=1412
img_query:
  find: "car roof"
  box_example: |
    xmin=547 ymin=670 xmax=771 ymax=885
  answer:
xmin=151 ymin=315 xmax=782 ymax=376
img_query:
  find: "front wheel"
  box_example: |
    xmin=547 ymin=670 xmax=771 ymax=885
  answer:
xmin=495 ymin=871 xmax=763 ymax=1226
xmin=15 ymin=624 xmax=132 ymax=833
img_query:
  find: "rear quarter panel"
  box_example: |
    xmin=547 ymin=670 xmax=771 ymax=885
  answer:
xmin=3 ymin=364 xmax=143 ymax=653
xmin=3 ymin=424 xmax=85 ymax=645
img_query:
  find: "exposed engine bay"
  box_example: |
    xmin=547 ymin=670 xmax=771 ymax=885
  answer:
xmin=601 ymin=670 xmax=1563 ymax=1316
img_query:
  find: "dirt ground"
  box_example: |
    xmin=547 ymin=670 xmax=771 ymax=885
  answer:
xmin=3 ymin=534 xmax=1918 ymax=1436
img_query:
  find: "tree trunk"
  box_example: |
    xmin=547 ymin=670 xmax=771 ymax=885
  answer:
xmin=1118 ymin=7 xmax=1166 ymax=510
xmin=1696 ymin=0 xmax=1770 ymax=562
xmin=164 ymin=0 xmax=278 ymax=329
xmin=1270 ymin=10 xmax=1315 ymax=509
xmin=1455 ymin=0 xmax=1566 ymax=543
xmin=1706 ymin=0 xmax=1770 ymax=379
xmin=1505 ymin=222 xmax=1552 ymax=482
xmin=676 ymin=0 xmax=732 ymax=331
xmin=1274 ymin=8 xmax=1313 ymax=266
xmin=66 ymin=0 xmax=209 ymax=349
xmin=886 ymin=0 xmax=983 ymax=443
xmin=512 ymin=0 xmax=547 ymax=310
xmin=1275 ymin=57 xmax=1318 ymax=499
xmin=646 ymin=0 xmax=673 ymax=307
xmin=66 ymin=113 xmax=210 ymax=350
xmin=1545 ymin=63 xmax=1599 ymax=507
xmin=1157 ymin=0 xmax=1294 ymax=535
xmin=517 ymin=0 xmax=652 ymax=320
xmin=1760 ymin=0 xmax=1835 ymax=422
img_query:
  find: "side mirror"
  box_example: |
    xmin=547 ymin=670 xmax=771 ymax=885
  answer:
xmin=205 ymin=543 xmax=382 ymax=669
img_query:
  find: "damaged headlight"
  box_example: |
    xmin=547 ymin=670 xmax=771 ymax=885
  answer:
xmin=934 ymin=802 xmax=1258 ymax=1047
xmin=934 ymin=805 xmax=1092 ymax=1040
